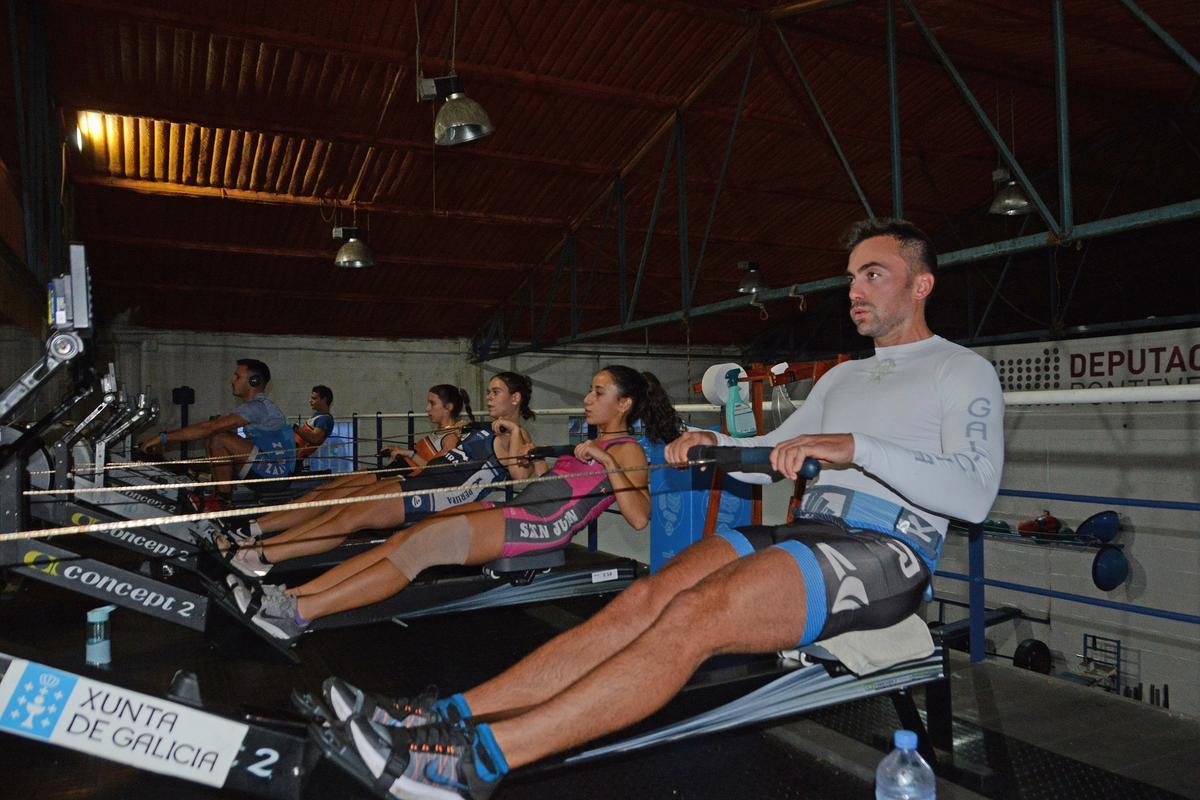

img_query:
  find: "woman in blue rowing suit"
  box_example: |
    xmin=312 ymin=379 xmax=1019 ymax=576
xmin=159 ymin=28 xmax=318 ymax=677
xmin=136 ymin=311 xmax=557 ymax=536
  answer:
xmin=247 ymin=384 xmax=474 ymax=541
xmin=228 ymin=373 xmax=537 ymax=578
xmin=242 ymin=366 xmax=683 ymax=643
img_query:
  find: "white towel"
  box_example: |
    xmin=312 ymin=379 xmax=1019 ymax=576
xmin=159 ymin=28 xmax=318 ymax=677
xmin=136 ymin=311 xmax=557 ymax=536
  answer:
xmin=780 ymin=614 xmax=935 ymax=677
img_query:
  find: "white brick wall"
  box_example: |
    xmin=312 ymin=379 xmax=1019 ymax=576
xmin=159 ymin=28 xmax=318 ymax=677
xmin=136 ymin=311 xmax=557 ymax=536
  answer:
xmin=932 ymin=398 xmax=1200 ymax=719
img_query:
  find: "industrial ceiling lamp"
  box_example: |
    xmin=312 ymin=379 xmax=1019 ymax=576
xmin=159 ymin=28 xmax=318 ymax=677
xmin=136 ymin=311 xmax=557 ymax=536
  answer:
xmin=416 ymin=0 xmax=494 ymax=146
xmin=333 ymin=207 xmax=376 ymax=269
xmin=736 ymin=261 xmax=767 ymax=295
xmin=989 ymin=95 xmax=1033 ymax=216
xmin=988 ymin=168 xmax=1033 ymax=216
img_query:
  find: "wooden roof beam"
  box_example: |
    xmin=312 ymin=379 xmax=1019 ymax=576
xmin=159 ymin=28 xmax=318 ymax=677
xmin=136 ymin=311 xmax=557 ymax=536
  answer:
xmin=50 ymin=0 xmax=680 ymax=111
xmin=56 ymin=99 xmax=616 ymax=178
xmin=71 ymin=174 xmax=566 ymax=227
xmin=86 ymin=233 xmax=540 ymax=274
xmin=92 ymin=278 xmax=614 ymax=312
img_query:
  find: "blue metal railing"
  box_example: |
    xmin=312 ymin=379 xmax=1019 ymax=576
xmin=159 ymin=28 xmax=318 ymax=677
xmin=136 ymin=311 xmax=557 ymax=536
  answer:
xmin=936 ymin=569 xmax=1200 ymax=627
xmin=940 ymin=483 xmax=1199 ymax=663
xmin=998 ymin=488 xmax=1200 ymax=513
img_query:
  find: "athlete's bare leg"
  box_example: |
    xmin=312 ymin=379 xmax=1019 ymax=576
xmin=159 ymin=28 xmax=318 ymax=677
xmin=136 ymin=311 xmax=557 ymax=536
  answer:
xmin=291 ymin=505 xmax=504 ymax=621
xmin=257 ymin=480 xmax=407 ymax=562
xmin=256 ymin=473 xmax=378 ymax=533
xmin=491 ymin=547 xmax=807 ymax=768
xmin=206 ymin=432 xmax=253 ymax=492
xmin=463 ymin=535 xmax=739 ymax=717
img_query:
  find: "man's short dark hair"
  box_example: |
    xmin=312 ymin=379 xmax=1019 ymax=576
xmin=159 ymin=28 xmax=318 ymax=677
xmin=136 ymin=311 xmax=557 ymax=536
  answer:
xmin=842 ymin=217 xmax=937 ymax=276
xmin=237 ymin=358 xmax=271 ymax=387
xmin=312 ymin=384 xmax=333 ymax=405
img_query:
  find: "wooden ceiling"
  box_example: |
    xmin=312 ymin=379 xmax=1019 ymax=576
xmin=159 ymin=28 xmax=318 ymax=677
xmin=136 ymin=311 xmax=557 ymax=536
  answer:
xmin=2 ymin=0 xmax=1198 ymax=348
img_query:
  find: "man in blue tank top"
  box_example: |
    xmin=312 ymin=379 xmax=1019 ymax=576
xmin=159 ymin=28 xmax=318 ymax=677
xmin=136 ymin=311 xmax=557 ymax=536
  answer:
xmin=293 ymin=384 xmax=335 ymax=466
xmin=138 ymin=358 xmax=294 ymax=509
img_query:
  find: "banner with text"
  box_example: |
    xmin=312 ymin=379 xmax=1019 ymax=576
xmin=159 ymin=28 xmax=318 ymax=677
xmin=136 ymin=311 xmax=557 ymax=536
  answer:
xmin=0 ymin=655 xmax=247 ymax=787
xmin=975 ymin=327 xmax=1200 ymax=392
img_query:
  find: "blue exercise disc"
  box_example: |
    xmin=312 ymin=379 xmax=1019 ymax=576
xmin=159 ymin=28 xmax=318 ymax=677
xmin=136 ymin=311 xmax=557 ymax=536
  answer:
xmin=1092 ymin=545 xmax=1129 ymax=591
xmin=1078 ymin=510 xmax=1120 ymax=542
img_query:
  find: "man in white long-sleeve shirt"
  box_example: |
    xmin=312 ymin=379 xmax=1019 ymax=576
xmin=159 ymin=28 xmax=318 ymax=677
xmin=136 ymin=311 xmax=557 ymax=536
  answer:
xmin=313 ymin=219 xmax=1005 ymax=799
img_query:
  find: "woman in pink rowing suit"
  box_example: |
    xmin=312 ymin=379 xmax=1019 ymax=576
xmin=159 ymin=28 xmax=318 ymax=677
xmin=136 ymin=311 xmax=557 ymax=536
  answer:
xmin=242 ymin=365 xmax=683 ymax=643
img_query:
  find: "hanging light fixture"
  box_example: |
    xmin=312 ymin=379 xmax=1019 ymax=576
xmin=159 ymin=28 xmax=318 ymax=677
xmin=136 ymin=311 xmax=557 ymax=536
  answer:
xmin=989 ymin=168 xmax=1033 ymax=216
xmin=333 ymin=207 xmax=376 ymax=269
xmin=736 ymin=261 xmax=767 ymax=295
xmin=989 ymin=95 xmax=1033 ymax=216
xmin=415 ymin=0 xmax=494 ymax=146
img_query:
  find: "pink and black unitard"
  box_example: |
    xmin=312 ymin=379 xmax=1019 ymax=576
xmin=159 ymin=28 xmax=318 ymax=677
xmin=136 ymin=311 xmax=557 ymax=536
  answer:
xmin=484 ymin=437 xmax=639 ymax=557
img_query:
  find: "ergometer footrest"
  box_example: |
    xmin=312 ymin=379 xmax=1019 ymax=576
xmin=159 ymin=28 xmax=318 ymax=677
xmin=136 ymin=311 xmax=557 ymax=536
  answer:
xmin=308 ymin=720 xmax=395 ymax=798
xmin=204 ymin=577 xmax=302 ymax=663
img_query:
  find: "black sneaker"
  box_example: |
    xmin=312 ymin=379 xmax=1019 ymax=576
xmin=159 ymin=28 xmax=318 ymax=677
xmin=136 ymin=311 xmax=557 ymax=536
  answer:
xmin=345 ymin=719 xmax=503 ymax=800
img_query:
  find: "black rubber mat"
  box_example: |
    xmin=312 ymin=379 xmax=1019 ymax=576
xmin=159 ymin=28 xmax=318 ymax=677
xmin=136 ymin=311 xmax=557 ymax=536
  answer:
xmin=0 ymin=572 xmax=1188 ymax=800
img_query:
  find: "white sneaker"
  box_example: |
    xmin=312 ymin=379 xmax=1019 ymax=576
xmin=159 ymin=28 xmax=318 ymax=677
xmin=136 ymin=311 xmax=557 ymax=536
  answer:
xmin=230 ymin=546 xmax=273 ymax=578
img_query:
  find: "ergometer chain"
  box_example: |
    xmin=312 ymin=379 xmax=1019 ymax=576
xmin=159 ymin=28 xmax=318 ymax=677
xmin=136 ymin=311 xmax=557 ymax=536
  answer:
xmin=1 ymin=457 xmax=725 ymax=543
xmin=29 ymin=423 xmax=468 ymax=474
xmin=23 ymin=448 xmax=562 ymax=496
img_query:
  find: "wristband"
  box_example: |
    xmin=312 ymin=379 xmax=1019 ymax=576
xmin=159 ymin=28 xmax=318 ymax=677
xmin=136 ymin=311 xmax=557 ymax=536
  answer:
xmin=159 ymin=432 xmax=169 ymax=448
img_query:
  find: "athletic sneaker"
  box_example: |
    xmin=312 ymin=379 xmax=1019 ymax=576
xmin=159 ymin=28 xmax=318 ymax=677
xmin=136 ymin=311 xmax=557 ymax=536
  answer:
xmin=345 ymin=718 xmax=504 ymax=800
xmin=226 ymin=571 xmax=285 ymax=594
xmin=230 ymin=546 xmax=273 ymax=578
xmin=249 ymin=592 xmax=309 ymax=642
xmin=324 ymin=678 xmax=458 ymax=728
xmin=229 ymin=574 xmax=289 ymax=615
xmin=224 ymin=520 xmax=260 ymax=545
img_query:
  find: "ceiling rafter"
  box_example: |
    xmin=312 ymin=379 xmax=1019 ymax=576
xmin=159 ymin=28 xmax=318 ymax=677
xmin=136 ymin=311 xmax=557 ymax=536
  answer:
xmin=91 ymin=277 xmax=617 ymax=312
xmin=50 ymin=0 xmax=682 ymax=110
xmin=58 ymin=100 xmax=616 ymax=177
xmin=773 ymin=7 xmax=1178 ymax=114
xmin=72 ymin=174 xmax=567 ymax=227
xmin=80 ymin=200 xmax=849 ymax=266
xmin=765 ymin=0 xmax=856 ymax=21
xmin=84 ymin=233 xmax=542 ymax=274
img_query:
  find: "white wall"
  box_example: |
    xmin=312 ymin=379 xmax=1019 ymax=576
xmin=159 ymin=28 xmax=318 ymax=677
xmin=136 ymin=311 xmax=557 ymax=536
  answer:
xmin=934 ymin=400 xmax=1200 ymax=717
xmin=97 ymin=326 xmax=480 ymax=430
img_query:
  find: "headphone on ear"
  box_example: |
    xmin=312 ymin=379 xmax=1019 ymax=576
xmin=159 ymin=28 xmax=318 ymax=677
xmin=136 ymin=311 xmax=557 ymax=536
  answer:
xmin=248 ymin=372 xmax=264 ymax=388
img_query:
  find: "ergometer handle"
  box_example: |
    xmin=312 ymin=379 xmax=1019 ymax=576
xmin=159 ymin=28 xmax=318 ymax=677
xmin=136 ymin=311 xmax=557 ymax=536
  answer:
xmin=526 ymin=444 xmax=576 ymax=460
xmin=686 ymin=446 xmax=820 ymax=480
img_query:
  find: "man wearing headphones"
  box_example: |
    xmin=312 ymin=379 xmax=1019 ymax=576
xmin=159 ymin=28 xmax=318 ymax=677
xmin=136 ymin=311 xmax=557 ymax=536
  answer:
xmin=138 ymin=358 xmax=295 ymax=510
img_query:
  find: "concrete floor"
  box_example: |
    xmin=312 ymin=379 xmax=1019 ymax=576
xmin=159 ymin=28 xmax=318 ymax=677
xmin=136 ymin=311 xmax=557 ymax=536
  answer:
xmin=945 ymin=650 xmax=1200 ymax=799
xmin=1 ymin=570 xmax=1196 ymax=799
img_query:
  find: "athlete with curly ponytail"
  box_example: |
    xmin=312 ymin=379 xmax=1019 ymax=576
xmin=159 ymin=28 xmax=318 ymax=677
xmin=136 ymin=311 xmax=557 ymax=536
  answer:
xmin=239 ymin=365 xmax=679 ymax=643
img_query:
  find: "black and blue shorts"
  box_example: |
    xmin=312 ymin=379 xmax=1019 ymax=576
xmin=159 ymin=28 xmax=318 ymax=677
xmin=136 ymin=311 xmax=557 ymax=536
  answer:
xmin=719 ymin=515 xmax=931 ymax=646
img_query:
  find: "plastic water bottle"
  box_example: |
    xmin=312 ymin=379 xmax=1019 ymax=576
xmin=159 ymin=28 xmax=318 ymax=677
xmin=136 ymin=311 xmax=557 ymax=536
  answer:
xmin=769 ymin=362 xmax=796 ymax=428
xmin=86 ymin=604 xmax=117 ymax=668
xmin=875 ymin=730 xmax=936 ymax=800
